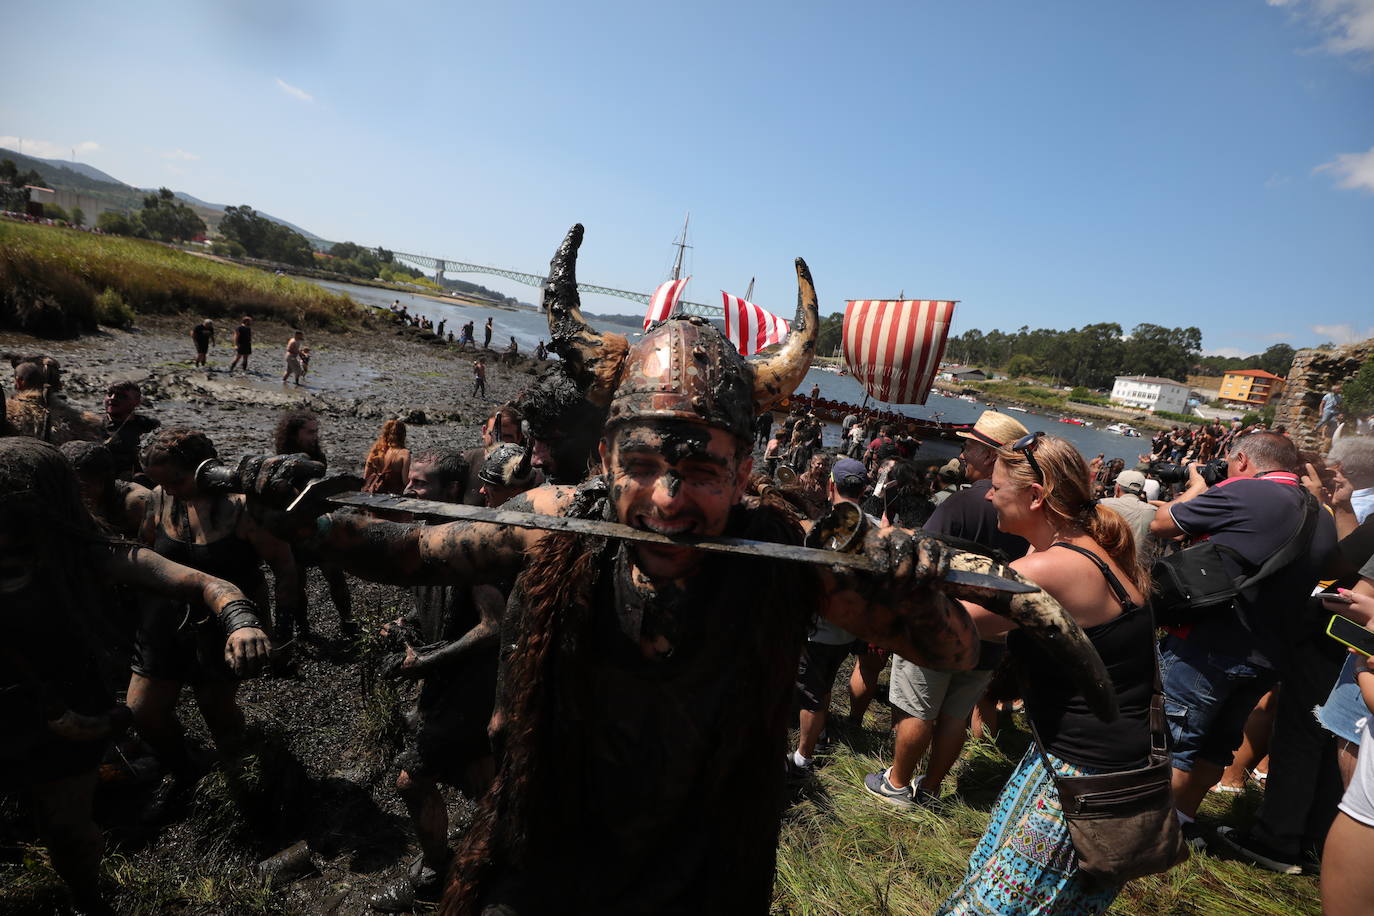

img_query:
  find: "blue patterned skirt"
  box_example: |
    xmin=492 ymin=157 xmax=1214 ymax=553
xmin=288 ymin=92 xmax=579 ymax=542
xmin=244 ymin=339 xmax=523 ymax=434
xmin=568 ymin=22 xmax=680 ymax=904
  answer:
xmin=936 ymin=747 xmax=1124 ymax=916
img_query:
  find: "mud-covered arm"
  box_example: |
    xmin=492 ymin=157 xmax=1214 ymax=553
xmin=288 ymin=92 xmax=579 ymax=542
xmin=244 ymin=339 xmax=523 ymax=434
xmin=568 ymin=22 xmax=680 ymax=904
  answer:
xmin=400 ymin=584 xmax=504 ymax=678
xmin=813 ymin=528 xmax=981 ymax=671
xmin=96 ymin=543 xmax=271 ymax=675
xmin=298 ymin=489 xmax=558 ymax=587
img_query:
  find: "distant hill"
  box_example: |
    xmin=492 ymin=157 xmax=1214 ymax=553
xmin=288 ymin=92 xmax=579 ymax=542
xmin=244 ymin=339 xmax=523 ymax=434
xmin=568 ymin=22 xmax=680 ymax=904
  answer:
xmin=0 ymin=147 xmax=330 ymax=245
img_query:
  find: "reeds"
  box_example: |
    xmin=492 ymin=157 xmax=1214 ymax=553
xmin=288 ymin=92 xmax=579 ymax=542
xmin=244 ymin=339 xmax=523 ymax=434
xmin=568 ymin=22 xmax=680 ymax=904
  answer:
xmin=0 ymin=220 xmax=362 ymax=338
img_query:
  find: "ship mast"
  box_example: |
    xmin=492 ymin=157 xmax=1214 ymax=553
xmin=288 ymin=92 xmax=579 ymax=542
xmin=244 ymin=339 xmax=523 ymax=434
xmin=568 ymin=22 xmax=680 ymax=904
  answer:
xmin=668 ymin=213 xmax=691 ymax=316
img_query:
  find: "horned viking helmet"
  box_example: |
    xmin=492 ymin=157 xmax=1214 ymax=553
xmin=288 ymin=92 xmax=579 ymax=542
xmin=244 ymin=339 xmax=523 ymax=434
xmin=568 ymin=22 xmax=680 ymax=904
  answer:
xmin=543 ymin=224 xmax=818 ymax=442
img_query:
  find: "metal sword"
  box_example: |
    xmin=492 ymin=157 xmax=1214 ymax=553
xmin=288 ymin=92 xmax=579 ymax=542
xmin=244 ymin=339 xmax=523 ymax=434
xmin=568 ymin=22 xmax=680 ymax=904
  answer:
xmin=283 ymin=476 xmax=1038 ymax=600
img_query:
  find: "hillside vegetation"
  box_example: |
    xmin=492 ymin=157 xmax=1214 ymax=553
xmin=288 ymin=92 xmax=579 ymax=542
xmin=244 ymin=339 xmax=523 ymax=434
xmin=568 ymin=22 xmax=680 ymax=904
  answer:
xmin=0 ymin=220 xmax=360 ymax=338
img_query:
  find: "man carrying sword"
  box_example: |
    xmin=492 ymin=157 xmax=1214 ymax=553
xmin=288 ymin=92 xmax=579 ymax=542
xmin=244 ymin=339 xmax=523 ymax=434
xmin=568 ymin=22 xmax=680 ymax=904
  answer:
xmin=225 ymin=226 xmax=1111 ymax=915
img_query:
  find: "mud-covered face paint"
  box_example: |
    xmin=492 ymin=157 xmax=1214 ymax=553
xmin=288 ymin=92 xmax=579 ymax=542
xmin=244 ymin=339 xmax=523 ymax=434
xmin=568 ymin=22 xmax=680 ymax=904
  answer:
xmin=601 ymin=419 xmax=752 ymax=582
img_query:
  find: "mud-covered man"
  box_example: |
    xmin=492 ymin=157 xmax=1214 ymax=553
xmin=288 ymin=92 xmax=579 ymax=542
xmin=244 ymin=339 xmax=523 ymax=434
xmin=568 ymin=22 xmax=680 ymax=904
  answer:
xmin=368 ymin=447 xmax=503 ymax=912
xmin=102 ymin=380 xmax=160 ymax=480
xmin=239 ymin=226 xmax=1103 ymax=915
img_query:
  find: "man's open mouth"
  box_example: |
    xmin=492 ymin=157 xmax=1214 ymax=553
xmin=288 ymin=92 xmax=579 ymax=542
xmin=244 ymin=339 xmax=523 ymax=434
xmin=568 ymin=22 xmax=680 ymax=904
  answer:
xmin=635 ymin=516 xmax=698 ymax=538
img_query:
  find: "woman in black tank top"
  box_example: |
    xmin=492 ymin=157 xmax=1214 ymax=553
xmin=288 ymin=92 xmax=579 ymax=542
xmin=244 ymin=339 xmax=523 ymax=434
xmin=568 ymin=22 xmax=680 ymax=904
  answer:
xmin=937 ymin=434 xmax=1159 ymax=916
xmin=129 ymin=428 xmax=299 ymax=785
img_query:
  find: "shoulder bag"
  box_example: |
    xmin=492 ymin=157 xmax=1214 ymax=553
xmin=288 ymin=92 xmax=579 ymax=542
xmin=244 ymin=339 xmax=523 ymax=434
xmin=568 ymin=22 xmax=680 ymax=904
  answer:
xmin=1151 ymin=487 xmax=1319 ymax=627
xmin=1026 ymin=543 xmax=1189 ymax=883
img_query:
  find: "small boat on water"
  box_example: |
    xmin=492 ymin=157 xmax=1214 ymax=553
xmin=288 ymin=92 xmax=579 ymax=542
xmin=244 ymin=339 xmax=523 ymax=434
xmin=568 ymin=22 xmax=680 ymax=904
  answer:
xmin=1105 ymin=422 xmax=1141 ymax=437
xmin=1006 ymin=405 xmax=1029 ymax=413
xmin=957 ymin=394 xmax=979 ymax=403
xmin=1058 ymin=417 xmax=1091 ymax=427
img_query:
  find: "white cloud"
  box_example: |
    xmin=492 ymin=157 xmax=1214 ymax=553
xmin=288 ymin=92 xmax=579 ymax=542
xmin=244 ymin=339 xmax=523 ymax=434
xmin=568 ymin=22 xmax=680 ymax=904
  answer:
xmin=1264 ymin=172 xmax=1291 ymax=189
xmin=0 ymin=136 xmax=100 ymax=158
xmin=161 ymin=148 xmax=199 ymax=161
xmin=275 ymin=78 xmax=314 ymax=103
xmin=1311 ymin=323 xmax=1374 ymax=344
xmin=1203 ymin=347 xmax=1249 ymax=358
xmin=1315 ymin=145 xmax=1374 ymax=192
xmin=1270 ymin=0 xmax=1374 ymax=57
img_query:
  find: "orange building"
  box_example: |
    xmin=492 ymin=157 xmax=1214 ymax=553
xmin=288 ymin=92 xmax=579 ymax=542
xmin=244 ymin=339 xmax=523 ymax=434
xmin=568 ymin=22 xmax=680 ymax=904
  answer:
xmin=1218 ymin=369 xmax=1286 ymax=408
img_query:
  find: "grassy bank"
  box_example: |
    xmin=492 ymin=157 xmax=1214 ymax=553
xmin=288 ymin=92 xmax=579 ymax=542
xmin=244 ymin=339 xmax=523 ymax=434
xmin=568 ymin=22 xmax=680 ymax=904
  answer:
xmin=0 ymin=219 xmax=362 ymax=338
xmin=774 ymin=730 xmax=1320 ymax=915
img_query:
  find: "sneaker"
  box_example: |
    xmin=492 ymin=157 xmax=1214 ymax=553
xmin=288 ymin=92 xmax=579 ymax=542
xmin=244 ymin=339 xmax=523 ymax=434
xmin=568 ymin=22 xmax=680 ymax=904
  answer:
xmin=863 ymin=770 xmax=915 ymax=809
xmin=1181 ymin=821 xmax=1211 ymax=855
xmin=1214 ymin=826 xmax=1303 ymax=875
xmin=784 ymin=753 xmax=813 ymax=785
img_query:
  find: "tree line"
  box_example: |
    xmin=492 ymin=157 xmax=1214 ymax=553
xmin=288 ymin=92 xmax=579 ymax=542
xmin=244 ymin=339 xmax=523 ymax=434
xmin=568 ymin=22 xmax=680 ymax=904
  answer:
xmin=941 ymin=323 xmax=1297 ymax=389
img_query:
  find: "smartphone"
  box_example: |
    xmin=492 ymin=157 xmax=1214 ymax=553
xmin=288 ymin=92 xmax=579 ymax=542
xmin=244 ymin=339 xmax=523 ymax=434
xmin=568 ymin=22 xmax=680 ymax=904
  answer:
xmin=1321 ymin=591 xmax=1356 ymax=605
xmin=1327 ymin=614 xmax=1374 ymax=656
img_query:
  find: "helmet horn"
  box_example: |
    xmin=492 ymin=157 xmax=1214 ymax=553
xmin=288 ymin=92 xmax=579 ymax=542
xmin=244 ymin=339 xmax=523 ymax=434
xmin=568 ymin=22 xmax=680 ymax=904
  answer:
xmin=544 ymin=224 xmax=628 ymax=406
xmin=752 ymin=257 xmax=819 ymax=413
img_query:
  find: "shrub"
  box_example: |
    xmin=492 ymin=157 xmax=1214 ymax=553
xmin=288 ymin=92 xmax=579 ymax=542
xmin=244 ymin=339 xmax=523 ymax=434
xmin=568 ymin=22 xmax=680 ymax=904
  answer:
xmin=94 ymin=288 xmax=135 ymax=328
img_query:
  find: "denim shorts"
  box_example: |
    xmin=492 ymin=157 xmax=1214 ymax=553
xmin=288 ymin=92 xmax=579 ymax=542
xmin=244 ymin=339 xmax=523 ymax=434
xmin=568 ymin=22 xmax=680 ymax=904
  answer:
xmin=1317 ymin=654 xmax=1371 ymax=746
xmin=1159 ymin=634 xmax=1280 ymax=770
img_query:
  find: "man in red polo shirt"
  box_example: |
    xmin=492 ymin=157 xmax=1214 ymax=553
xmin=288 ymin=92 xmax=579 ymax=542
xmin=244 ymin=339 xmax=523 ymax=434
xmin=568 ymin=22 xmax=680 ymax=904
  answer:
xmin=1150 ymin=431 xmax=1336 ymax=868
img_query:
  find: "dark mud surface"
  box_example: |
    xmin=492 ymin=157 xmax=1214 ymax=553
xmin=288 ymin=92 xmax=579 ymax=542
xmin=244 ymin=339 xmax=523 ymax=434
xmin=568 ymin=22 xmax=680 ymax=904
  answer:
xmin=0 ymin=314 xmax=553 ymax=915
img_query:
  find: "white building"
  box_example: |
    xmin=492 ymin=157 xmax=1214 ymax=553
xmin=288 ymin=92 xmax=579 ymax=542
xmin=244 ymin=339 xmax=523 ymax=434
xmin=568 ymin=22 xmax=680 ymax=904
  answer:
xmin=1110 ymin=375 xmax=1190 ymax=415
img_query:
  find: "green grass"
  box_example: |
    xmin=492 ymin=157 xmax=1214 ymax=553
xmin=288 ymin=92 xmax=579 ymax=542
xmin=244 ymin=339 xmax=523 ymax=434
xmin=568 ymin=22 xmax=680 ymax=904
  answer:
xmin=967 ymin=380 xmax=1073 ymax=410
xmin=773 ymin=730 xmax=1320 ymax=915
xmin=0 ymin=219 xmax=362 ymax=337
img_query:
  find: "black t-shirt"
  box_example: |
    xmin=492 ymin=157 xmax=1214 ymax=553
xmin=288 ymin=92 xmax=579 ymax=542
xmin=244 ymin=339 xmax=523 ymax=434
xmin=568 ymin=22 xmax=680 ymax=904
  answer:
xmin=105 ymin=413 xmax=160 ymax=479
xmin=1169 ymin=473 xmax=1338 ymax=669
xmin=923 ymin=479 xmax=1029 ymax=562
xmin=192 ymin=325 xmax=212 ymax=349
xmin=922 ymin=479 xmax=1028 ymax=670
xmin=234 ymin=324 xmax=252 ymax=351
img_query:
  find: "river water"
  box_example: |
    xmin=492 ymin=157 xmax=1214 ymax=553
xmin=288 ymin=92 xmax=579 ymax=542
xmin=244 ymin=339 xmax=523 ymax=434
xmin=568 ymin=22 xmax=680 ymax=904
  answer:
xmin=309 ymin=278 xmax=1152 ymax=466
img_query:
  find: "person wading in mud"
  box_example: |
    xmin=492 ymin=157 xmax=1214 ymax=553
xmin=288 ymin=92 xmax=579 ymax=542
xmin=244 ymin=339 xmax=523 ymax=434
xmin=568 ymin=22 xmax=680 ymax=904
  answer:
xmin=0 ymin=439 xmax=270 ymax=916
xmin=273 ymin=410 xmax=355 ymax=639
xmin=229 ymin=316 xmax=253 ymax=373
xmin=472 ymin=358 xmax=486 ymax=400
xmin=457 ymin=403 xmax=525 ymax=506
xmin=482 ymin=317 xmax=493 ymax=350
xmin=367 ymin=447 xmax=504 ymax=912
xmin=234 ymin=226 xmax=1104 ymax=915
xmin=283 ymin=330 xmax=305 ymax=386
xmin=191 ymin=319 xmax=215 ymax=368
xmin=102 ymin=381 xmax=160 ymax=481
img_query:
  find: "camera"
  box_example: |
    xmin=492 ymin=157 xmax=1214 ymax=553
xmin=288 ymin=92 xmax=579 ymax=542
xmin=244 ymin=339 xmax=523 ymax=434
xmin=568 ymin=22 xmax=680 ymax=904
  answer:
xmin=1148 ymin=458 xmax=1228 ymax=488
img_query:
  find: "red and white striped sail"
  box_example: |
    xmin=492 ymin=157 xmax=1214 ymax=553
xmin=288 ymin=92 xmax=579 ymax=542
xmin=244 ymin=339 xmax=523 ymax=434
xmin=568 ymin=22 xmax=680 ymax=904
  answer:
xmin=644 ymin=277 xmax=690 ymax=330
xmin=721 ymin=291 xmax=789 ymax=356
xmin=842 ymin=299 xmax=957 ymax=404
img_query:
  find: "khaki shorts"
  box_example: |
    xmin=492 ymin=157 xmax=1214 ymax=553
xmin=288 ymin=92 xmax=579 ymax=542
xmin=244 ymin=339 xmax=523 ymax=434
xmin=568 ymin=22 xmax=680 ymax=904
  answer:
xmin=889 ymin=656 xmax=993 ymax=721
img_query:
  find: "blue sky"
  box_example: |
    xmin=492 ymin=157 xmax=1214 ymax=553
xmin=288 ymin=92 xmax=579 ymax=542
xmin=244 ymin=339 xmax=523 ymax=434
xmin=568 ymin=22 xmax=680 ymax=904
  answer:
xmin=3 ymin=0 xmax=1372 ymax=356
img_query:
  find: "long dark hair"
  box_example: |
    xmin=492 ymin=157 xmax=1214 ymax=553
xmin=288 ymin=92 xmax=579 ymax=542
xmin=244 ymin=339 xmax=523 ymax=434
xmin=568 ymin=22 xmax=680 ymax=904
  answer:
xmin=273 ymin=410 xmax=325 ymax=462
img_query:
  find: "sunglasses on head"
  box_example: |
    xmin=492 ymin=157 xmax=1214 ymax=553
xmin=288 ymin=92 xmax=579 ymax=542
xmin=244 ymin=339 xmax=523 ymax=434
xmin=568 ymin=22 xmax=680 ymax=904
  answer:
xmin=1011 ymin=431 xmax=1045 ymax=484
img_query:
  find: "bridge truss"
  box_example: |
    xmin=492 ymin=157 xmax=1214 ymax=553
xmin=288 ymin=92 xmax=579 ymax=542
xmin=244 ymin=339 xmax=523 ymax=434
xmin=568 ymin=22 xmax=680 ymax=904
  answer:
xmin=393 ymin=251 xmax=724 ymax=319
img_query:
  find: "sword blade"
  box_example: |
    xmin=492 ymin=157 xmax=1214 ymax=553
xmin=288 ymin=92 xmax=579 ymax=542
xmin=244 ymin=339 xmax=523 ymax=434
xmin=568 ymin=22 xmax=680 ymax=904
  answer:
xmin=316 ymin=490 xmax=1037 ymax=596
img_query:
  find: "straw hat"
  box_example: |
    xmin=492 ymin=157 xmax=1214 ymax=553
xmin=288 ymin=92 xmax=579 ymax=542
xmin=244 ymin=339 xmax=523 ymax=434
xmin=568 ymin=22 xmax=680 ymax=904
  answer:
xmin=938 ymin=458 xmax=963 ymax=482
xmin=957 ymin=410 xmax=1029 ymax=449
